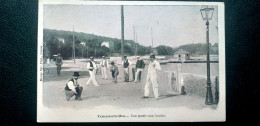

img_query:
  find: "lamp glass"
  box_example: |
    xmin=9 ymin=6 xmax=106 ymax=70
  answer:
xmin=200 ymin=6 xmax=214 ymax=20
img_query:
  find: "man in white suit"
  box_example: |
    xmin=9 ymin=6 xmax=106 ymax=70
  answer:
xmin=142 ymin=53 xmax=161 ymax=99
xmin=100 ymin=56 xmax=109 ymax=80
xmin=86 ymin=56 xmax=100 ymax=86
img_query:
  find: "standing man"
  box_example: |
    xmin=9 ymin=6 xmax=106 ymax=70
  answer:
xmin=142 ymin=53 xmax=161 ymax=99
xmin=64 ymin=72 xmax=83 ymax=101
xmin=56 ymin=54 xmax=63 ymax=75
xmin=134 ymin=56 xmax=145 ymax=83
xmin=122 ymin=55 xmax=131 ymax=82
xmin=86 ymin=56 xmax=100 ymax=86
xmin=100 ymin=56 xmax=109 ymax=79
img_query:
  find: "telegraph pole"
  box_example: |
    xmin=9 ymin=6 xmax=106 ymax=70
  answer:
xmin=95 ymin=44 xmax=97 ymax=57
xmin=82 ymin=45 xmax=84 ymax=59
xmin=121 ymin=5 xmax=124 ymax=58
xmin=135 ymin=33 xmax=138 ymax=56
xmin=73 ymin=26 xmax=75 ymax=64
xmin=151 ymin=27 xmax=153 ymax=53
xmin=133 ymin=26 xmax=137 ymax=56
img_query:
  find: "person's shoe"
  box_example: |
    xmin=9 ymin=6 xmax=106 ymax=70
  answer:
xmin=78 ymin=98 xmax=82 ymax=101
xmin=141 ymin=96 xmax=149 ymax=99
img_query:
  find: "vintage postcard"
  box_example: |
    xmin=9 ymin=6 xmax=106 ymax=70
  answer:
xmin=37 ymin=0 xmax=225 ymax=122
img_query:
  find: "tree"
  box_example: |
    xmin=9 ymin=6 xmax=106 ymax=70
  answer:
xmin=155 ymin=45 xmax=174 ymax=55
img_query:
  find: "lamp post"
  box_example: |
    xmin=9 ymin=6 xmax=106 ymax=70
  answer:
xmin=200 ymin=5 xmax=214 ymax=105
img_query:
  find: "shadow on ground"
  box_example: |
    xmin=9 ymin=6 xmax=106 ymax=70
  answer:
xmin=157 ymin=93 xmax=179 ymax=100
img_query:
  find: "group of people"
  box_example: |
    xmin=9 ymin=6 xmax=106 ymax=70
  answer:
xmin=63 ymin=53 xmax=162 ymax=101
xmin=86 ymin=56 xmax=119 ymax=85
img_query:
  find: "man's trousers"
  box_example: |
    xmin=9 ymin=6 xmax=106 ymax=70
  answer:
xmin=123 ymin=68 xmax=129 ymax=82
xmin=101 ymin=67 xmax=107 ymax=79
xmin=144 ymin=73 xmax=159 ymax=98
xmin=86 ymin=70 xmax=99 ymax=86
xmin=134 ymin=68 xmax=143 ymax=82
xmin=65 ymin=86 xmax=83 ymax=100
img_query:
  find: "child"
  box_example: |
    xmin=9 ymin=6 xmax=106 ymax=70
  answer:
xmin=110 ymin=61 xmax=119 ymax=83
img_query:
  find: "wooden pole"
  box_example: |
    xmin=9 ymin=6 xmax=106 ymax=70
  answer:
xmin=136 ymin=33 xmax=138 ymax=55
xmin=73 ymin=26 xmax=75 ymax=64
xmin=151 ymin=27 xmax=154 ymax=53
xmin=133 ymin=26 xmax=136 ymax=56
xmin=121 ymin=5 xmax=124 ymax=59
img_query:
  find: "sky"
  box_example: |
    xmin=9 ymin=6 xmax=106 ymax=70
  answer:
xmin=43 ymin=5 xmax=218 ymax=47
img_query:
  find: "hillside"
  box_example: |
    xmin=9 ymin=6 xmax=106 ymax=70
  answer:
xmin=43 ymin=29 xmax=218 ymax=59
xmin=43 ymin=29 xmax=151 ymax=59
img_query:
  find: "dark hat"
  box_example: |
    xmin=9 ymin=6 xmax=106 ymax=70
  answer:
xmin=72 ymin=72 xmax=80 ymax=77
xmin=124 ymin=55 xmax=127 ymax=57
xmin=150 ymin=53 xmax=155 ymax=58
xmin=111 ymin=61 xmax=115 ymax=65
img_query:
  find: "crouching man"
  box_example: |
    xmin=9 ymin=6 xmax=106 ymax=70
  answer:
xmin=110 ymin=61 xmax=119 ymax=83
xmin=64 ymin=72 xmax=83 ymax=101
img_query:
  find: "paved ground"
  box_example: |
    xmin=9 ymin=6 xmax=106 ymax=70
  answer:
xmin=42 ymin=59 xmax=217 ymax=110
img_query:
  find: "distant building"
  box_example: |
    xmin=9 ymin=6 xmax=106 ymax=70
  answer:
xmin=126 ymin=42 xmax=131 ymax=46
xmin=80 ymin=42 xmax=86 ymax=46
xmin=101 ymin=41 xmax=110 ymax=48
xmin=101 ymin=41 xmax=114 ymax=49
xmin=174 ymin=49 xmax=190 ymax=61
xmin=211 ymin=43 xmax=218 ymax=52
xmin=57 ymin=38 xmax=65 ymax=43
xmin=153 ymin=49 xmax=158 ymax=55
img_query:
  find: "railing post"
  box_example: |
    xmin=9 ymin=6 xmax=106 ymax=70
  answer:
xmin=177 ymin=64 xmax=182 ymax=94
xmin=168 ymin=72 xmax=175 ymax=92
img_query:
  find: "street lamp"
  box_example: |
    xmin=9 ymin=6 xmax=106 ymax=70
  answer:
xmin=200 ymin=5 xmax=214 ymax=105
